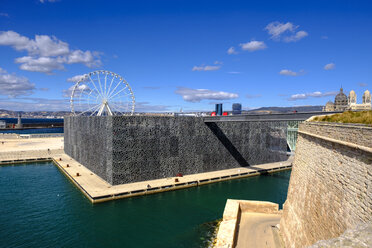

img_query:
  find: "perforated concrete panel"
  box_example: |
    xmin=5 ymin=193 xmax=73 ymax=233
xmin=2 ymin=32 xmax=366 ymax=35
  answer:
xmin=64 ymin=116 xmax=287 ymax=185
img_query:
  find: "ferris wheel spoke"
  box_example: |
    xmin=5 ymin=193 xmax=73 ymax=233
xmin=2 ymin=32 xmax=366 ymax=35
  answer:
xmin=110 ymin=102 xmax=129 ymax=109
xmin=111 ymin=91 xmax=131 ymax=99
xmin=109 ymin=85 xmax=129 ymax=100
xmin=76 ymin=103 xmax=102 ymax=116
xmin=110 ymin=94 xmax=129 ymax=102
xmin=110 ymin=102 xmax=126 ymax=115
xmin=110 ymin=101 xmax=125 ymax=108
xmin=90 ymin=104 xmax=103 ymax=116
xmin=112 ymin=99 xmax=133 ymax=109
xmin=79 ymin=87 xmax=99 ymax=98
xmin=91 ymin=103 xmax=103 ymax=115
xmin=77 ymin=102 xmax=101 ymax=115
xmin=71 ymin=71 xmax=135 ymax=116
xmin=106 ymin=76 xmax=115 ymax=99
xmin=111 ymin=102 xmax=131 ymax=112
xmin=104 ymin=73 xmax=108 ymax=97
xmin=111 ymin=102 xmax=121 ymax=112
xmin=88 ymin=75 xmax=104 ymax=99
xmin=107 ymin=80 xmax=124 ymax=99
xmin=97 ymin=73 xmax=105 ymax=98
xmin=78 ymin=88 xmax=98 ymax=112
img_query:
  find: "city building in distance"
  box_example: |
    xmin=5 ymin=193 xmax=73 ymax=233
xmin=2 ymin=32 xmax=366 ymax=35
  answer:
xmin=323 ymin=88 xmax=371 ymax=111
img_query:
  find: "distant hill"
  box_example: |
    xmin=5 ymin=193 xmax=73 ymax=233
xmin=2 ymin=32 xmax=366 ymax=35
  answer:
xmin=0 ymin=105 xmax=324 ymax=118
xmin=245 ymin=105 xmax=323 ymax=114
xmin=0 ymin=109 xmax=69 ymax=118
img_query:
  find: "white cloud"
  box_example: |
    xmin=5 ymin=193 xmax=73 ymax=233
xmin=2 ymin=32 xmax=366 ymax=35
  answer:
xmin=265 ymin=21 xmax=308 ymax=42
xmin=0 ymin=31 xmax=69 ymax=56
xmin=192 ymin=65 xmax=221 ymax=71
xmin=289 ymin=94 xmax=306 ymax=100
xmin=265 ymin=22 xmax=296 ymax=39
xmin=288 ymin=91 xmax=338 ymax=101
xmin=15 ymin=56 xmax=65 ymax=74
xmin=359 ymin=83 xmax=367 ymax=87
xmin=32 ymin=35 xmax=70 ymax=57
xmin=63 ymin=84 xmax=91 ymax=98
xmin=227 ymin=71 xmax=241 ymax=74
xmin=214 ymin=61 xmax=223 ymax=65
xmin=240 ymin=41 xmax=267 ymax=52
xmin=0 ymin=13 xmax=9 ymax=17
xmin=0 ymin=30 xmax=102 ymax=74
xmin=175 ymin=87 xmax=238 ymax=102
xmin=283 ymin=31 xmax=308 ymax=42
xmin=227 ymin=46 xmax=238 ymax=55
xmin=279 ymin=69 xmax=305 ymax=76
xmin=0 ymin=67 xmax=35 ymax=97
xmin=0 ymin=97 xmax=69 ymax=111
xmin=0 ymin=31 xmax=31 ymax=51
xmin=66 ymin=50 xmax=100 ymax=67
xmin=67 ymin=74 xmax=87 ymax=83
xmin=324 ymin=63 xmax=335 ymax=70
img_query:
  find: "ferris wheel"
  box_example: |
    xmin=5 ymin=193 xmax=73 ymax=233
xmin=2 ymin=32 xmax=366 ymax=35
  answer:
xmin=70 ymin=70 xmax=135 ymax=116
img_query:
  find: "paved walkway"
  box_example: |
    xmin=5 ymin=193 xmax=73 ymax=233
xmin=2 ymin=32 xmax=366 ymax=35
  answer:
xmin=235 ymin=212 xmax=282 ymax=248
xmin=0 ymin=137 xmax=64 ymax=162
xmin=0 ymin=137 xmax=63 ymax=151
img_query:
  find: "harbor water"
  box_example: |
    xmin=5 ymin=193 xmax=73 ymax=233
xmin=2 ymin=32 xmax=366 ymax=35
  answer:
xmin=0 ymin=118 xmax=64 ymax=134
xmin=0 ymin=162 xmax=291 ymax=248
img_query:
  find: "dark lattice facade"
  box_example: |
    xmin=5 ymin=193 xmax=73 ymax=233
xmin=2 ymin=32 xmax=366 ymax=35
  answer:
xmin=64 ymin=116 xmax=288 ymax=185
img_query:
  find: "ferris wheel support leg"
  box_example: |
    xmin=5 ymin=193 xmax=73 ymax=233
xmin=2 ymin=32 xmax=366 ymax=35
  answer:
xmin=105 ymin=103 xmax=113 ymax=116
xmin=97 ymin=104 xmax=105 ymax=116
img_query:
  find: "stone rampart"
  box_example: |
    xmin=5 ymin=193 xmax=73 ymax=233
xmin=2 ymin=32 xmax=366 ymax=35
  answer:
xmin=309 ymin=223 xmax=372 ymax=248
xmin=300 ymin=121 xmax=371 ymax=148
xmin=64 ymin=116 xmax=287 ymax=185
xmin=280 ymin=121 xmax=372 ymax=248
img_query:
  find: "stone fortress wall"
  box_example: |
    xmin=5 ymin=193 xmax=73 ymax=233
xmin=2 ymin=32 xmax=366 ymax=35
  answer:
xmin=64 ymin=116 xmax=288 ymax=185
xmin=280 ymin=121 xmax=372 ymax=248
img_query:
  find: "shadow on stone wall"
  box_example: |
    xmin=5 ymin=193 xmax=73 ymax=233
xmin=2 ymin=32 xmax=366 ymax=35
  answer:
xmin=205 ymin=122 xmax=250 ymax=167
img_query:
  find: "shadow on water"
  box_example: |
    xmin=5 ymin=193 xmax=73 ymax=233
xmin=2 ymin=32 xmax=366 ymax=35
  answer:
xmin=266 ymin=172 xmax=292 ymax=180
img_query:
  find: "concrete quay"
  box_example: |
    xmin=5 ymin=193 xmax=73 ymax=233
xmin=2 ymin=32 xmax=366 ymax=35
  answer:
xmin=0 ymin=136 xmax=64 ymax=164
xmin=0 ymin=136 xmax=292 ymax=203
xmin=215 ymin=199 xmax=284 ymax=248
xmin=51 ymin=154 xmax=292 ymax=203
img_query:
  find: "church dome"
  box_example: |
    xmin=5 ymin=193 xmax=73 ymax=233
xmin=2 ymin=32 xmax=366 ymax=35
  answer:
xmin=326 ymin=101 xmax=334 ymax=106
xmin=335 ymin=88 xmax=347 ymax=103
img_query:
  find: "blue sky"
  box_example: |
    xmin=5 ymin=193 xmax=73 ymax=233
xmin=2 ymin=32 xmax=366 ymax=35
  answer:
xmin=0 ymin=0 xmax=371 ymax=112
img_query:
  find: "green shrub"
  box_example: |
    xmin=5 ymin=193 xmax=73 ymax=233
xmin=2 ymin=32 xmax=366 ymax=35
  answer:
xmin=311 ymin=111 xmax=372 ymax=125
